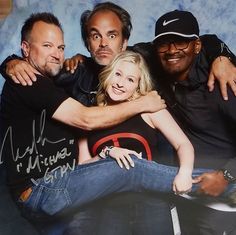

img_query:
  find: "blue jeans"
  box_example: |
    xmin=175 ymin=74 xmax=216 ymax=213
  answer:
xmin=17 ymin=157 xmax=236 ymax=219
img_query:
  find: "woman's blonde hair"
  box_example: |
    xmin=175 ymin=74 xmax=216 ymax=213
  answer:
xmin=96 ymin=50 xmax=154 ymax=106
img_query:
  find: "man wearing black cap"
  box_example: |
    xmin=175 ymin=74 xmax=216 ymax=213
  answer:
xmin=150 ymin=10 xmax=236 ymax=235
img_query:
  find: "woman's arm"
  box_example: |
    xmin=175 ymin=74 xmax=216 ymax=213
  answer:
xmin=78 ymin=137 xmax=142 ymax=169
xmin=146 ymin=109 xmax=194 ymax=193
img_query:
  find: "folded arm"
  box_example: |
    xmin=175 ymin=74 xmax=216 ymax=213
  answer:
xmin=52 ymin=92 xmax=166 ymax=131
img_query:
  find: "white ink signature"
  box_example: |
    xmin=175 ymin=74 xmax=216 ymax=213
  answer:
xmin=0 ymin=110 xmax=76 ymax=179
xmin=44 ymin=159 xmax=76 ymax=184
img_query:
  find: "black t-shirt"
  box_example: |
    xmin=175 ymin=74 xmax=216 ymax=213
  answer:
xmin=88 ymin=114 xmax=159 ymax=161
xmin=0 ymin=75 xmax=78 ymax=196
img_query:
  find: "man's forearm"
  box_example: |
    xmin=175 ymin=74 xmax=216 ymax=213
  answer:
xmin=54 ymin=98 xmax=147 ymax=130
xmin=53 ymin=93 xmax=165 ymax=131
xmin=81 ymin=99 xmax=147 ymax=130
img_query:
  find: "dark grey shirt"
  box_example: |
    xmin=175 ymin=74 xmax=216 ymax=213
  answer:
xmin=161 ymin=51 xmax=236 ymax=175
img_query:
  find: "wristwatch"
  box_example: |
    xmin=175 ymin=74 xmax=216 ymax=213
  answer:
xmin=221 ymin=169 xmax=236 ymax=182
xmin=98 ymin=146 xmax=114 ymax=159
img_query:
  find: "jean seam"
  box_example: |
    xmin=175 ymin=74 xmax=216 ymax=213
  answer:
xmin=64 ymin=188 xmax=72 ymax=205
xmin=32 ymin=185 xmax=43 ymax=211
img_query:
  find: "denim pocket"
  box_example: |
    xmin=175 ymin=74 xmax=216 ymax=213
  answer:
xmin=39 ymin=186 xmax=71 ymax=215
xmin=22 ymin=180 xmax=71 ymax=216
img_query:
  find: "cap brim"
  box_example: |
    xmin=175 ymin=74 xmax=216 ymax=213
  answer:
xmin=153 ymin=32 xmax=199 ymax=42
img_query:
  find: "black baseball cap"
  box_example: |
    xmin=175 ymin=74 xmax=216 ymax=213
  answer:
xmin=153 ymin=10 xmax=199 ymax=42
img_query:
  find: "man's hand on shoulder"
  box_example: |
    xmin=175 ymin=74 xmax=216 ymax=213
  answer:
xmin=64 ymin=53 xmax=86 ymax=74
xmin=208 ymin=56 xmax=236 ymax=100
xmin=137 ymin=91 xmax=166 ymax=113
xmin=6 ymin=59 xmax=39 ymax=86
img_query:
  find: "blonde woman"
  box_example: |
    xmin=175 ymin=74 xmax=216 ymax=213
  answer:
xmin=78 ymin=50 xmax=194 ymax=194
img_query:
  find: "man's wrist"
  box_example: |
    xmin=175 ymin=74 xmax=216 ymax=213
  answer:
xmin=132 ymin=97 xmax=145 ymax=114
xmin=0 ymin=54 xmax=23 ymax=78
xmin=216 ymin=55 xmax=236 ymax=66
xmin=220 ymin=169 xmax=236 ymax=183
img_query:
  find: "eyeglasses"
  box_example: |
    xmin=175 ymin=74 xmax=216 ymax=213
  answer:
xmin=155 ymin=40 xmax=192 ymax=53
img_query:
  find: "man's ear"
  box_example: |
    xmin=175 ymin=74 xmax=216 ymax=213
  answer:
xmin=86 ymin=39 xmax=91 ymax=52
xmin=121 ymin=39 xmax=128 ymax=51
xmin=194 ymin=39 xmax=202 ymax=54
xmin=21 ymin=40 xmax=30 ymax=57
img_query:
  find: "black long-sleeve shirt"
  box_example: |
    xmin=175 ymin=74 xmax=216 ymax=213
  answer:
xmin=133 ymin=36 xmax=236 ymax=175
xmin=164 ymin=51 xmax=236 ymax=174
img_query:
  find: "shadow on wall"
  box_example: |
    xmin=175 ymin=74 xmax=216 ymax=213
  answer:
xmin=0 ymin=0 xmax=12 ymax=20
xmin=0 ymin=0 xmax=12 ymax=92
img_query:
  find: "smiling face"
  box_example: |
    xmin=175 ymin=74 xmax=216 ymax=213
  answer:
xmin=86 ymin=10 xmax=127 ymax=66
xmin=106 ymin=60 xmax=140 ymax=103
xmin=154 ymin=35 xmax=201 ymax=80
xmin=21 ymin=21 xmax=65 ymax=77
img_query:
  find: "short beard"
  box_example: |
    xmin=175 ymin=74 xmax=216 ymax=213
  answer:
xmin=45 ymin=64 xmax=62 ymax=77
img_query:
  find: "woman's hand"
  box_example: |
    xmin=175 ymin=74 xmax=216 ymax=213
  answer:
xmin=172 ymin=169 xmax=192 ymax=195
xmin=109 ymin=147 xmax=142 ymax=170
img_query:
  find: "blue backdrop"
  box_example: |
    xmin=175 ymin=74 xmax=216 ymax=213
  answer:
xmin=0 ymin=0 xmax=236 ymax=91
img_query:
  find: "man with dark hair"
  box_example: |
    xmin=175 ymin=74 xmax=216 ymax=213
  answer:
xmin=80 ymin=2 xmax=132 ymax=52
xmin=149 ymin=10 xmax=236 ymax=235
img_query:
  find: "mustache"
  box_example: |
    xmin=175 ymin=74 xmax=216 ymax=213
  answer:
xmin=95 ymin=48 xmax=113 ymax=54
xmin=164 ymin=53 xmax=183 ymax=60
xmin=48 ymin=57 xmax=61 ymax=63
